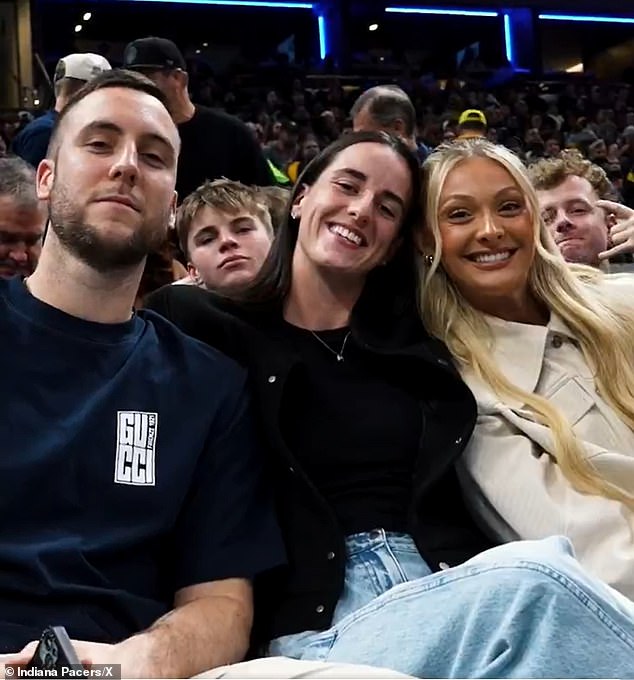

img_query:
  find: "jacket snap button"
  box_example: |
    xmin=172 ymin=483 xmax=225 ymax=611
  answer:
xmin=439 ymin=562 xmax=450 ymax=570
xmin=455 ymin=436 xmax=462 ymax=445
xmin=289 ymin=466 xmax=295 ymax=473
xmin=316 ymin=605 xmax=325 ymax=613
xmin=267 ymin=375 xmax=277 ymax=383
xmin=326 ymin=551 xmax=335 ymax=560
xmin=551 ymin=334 xmax=563 ymax=348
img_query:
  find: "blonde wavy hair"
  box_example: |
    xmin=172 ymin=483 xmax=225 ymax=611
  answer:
xmin=418 ymin=138 xmax=634 ymax=506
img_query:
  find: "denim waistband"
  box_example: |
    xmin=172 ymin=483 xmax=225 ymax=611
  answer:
xmin=344 ymin=529 xmax=418 ymax=556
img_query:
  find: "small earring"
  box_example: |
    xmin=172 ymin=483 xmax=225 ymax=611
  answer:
xmin=424 ymin=253 xmax=434 ymax=266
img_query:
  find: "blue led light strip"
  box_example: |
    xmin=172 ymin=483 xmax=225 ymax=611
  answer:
xmin=318 ymin=14 xmax=327 ymax=60
xmin=538 ymin=13 xmax=634 ymax=24
xmin=503 ymin=13 xmax=513 ymax=65
xmin=385 ymin=6 xmax=499 ymax=18
xmin=122 ymin=0 xmax=327 ymax=58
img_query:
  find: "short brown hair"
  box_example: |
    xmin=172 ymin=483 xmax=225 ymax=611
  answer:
xmin=177 ymin=178 xmax=273 ymax=258
xmin=527 ymin=149 xmax=614 ymax=200
xmin=47 ymin=69 xmax=170 ymax=158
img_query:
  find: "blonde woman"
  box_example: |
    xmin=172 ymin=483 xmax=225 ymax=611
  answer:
xmin=418 ymin=137 xmax=634 ymax=605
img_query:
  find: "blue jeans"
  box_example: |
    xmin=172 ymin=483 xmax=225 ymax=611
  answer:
xmin=268 ymin=531 xmax=634 ymax=678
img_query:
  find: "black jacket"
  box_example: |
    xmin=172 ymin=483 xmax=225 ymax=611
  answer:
xmin=145 ymin=283 xmax=495 ymax=643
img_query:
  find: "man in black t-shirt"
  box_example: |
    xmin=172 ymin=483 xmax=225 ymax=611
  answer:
xmin=123 ymin=37 xmax=274 ymax=200
xmin=0 ymin=69 xmax=284 ymax=677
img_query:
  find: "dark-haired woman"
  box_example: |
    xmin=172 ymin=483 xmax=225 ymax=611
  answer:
xmin=146 ymin=131 xmax=634 ymax=678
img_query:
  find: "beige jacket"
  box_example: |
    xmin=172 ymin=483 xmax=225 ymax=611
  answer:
xmin=458 ymin=273 xmax=634 ymax=601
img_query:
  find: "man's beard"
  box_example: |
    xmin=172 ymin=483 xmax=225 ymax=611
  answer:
xmin=49 ymin=178 xmax=168 ymax=274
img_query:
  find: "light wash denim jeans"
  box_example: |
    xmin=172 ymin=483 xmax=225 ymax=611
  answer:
xmin=268 ymin=530 xmax=634 ymax=678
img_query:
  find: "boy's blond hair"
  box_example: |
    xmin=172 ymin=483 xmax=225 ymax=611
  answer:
xmin=177 ymin=178 xmax=273 ymax=258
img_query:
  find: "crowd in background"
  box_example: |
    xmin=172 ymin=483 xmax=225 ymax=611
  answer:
xmin=4 ymin=67 xmax=634 ymax=204
xmin=3 ymin=38 xmax=634 ymax=303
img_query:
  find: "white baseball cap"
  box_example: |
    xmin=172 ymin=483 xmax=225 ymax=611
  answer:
xmin=54 ymin=53 xmax=111 ymax=83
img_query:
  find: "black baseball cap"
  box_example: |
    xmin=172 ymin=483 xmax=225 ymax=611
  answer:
xmin=122 ymin=37 xmax=187 ymax=72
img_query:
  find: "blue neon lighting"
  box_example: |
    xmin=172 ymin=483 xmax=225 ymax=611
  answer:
xmin=318 ymin=14 xmax=327 ymax=59
xmin=125 ymin=0 xmax=313 ymax=7
xmin=538 ymin=13 xmax=634 ymax=24
xmin=385 ymin=6 xmax=499 ymax=18
xmin=503 ymin=13 xmax=513 ymax=65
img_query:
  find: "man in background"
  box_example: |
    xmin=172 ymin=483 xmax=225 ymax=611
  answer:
xmin=529 ymin=150 xmax=634 ymax=267
xmin=456 ymin=109 xmax=487 ymax=140
xmin=11 ymin=53 xmax=111 ymax=167
xmin=0 ymin=157 xmax=46 ymax=278
xmin=264 ymin=120 xmax=299 ymax=174
xmin=351 ymin=85 xmax=429 ymax=163
xmin=123 ymin=36 xmax=274 ymax=199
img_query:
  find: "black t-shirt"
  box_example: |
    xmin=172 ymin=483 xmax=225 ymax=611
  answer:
xmin=0 ymin=277 xmax=284 ymax=651
xmin=280 ymin=323 xmax=422 ymax=535
xmin=176 ymin=106 xmax=274 ymax=200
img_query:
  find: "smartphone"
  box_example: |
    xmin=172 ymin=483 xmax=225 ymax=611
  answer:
xmin=26 ymin=626 xmax=82 ymax=670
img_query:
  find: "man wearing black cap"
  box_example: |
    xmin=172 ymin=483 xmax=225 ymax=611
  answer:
xmin=123 ymin=37 xmax=274 ymax=199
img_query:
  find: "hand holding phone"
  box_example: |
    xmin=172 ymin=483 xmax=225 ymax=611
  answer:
xmin=26 ymin=626 xmax=82 ymax=671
